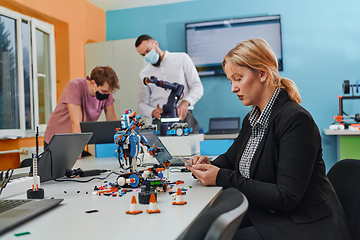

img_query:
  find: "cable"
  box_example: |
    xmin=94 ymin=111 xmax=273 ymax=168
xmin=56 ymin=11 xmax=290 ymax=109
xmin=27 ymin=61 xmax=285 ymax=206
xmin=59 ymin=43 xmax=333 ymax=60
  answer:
xmin=53 ymin=171 xmax=121 ymax=183
xmin=0 ymin=168 xmax=14 ymax=196
xmin=0 ymin=170 xmax=4 ymax=186
xmin=48 ymin=148 xmax=122 ymax=183
xmin=169 ymin=167 xmax=183 ymax=173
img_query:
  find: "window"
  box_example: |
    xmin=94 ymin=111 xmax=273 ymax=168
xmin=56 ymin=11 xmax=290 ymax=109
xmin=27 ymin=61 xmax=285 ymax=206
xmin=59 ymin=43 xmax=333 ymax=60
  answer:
xmin=0 ymin=6 xmax=56 ymax=137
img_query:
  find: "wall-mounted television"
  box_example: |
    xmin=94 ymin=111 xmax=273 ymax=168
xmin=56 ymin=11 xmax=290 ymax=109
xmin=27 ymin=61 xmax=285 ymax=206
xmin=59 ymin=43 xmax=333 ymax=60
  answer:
xmin=185 ymin=15 xmax=283 ymax=77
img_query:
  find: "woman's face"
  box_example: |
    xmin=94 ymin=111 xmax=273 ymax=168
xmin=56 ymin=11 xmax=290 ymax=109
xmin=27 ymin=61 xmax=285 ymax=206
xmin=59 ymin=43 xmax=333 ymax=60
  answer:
xmin=224 ymin=62 xmax=265 ymax=108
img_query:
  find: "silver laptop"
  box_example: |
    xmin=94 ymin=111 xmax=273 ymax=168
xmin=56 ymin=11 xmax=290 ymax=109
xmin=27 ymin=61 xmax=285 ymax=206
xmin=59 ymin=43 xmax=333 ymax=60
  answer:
xmin=0 ymin=198 xmax=63 ymax=235
xmin=139 ymin=130 xmax=186 ymax=166
xmin=38 ymin=133 xmax=93 ymax=182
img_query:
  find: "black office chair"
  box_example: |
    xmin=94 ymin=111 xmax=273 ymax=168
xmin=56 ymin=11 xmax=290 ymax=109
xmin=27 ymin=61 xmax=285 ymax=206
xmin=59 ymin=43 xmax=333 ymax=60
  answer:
xmin=327 ymin=159 xmax=360 ymax=240
xmin=177 ymin=188 xmax=249 ymax=240
xmin=19 ymin=158 xmax=33 ymax=168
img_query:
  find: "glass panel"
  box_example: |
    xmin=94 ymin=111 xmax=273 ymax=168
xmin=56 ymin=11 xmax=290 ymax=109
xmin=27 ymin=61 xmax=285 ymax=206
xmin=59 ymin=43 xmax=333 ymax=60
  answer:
xmin=22 ymin=20 xmax=32 ymax=129
xmin=36 ymin=28 xmax=51 ymax=124
xmin=0 ymin=14 xmax=19 ymax=129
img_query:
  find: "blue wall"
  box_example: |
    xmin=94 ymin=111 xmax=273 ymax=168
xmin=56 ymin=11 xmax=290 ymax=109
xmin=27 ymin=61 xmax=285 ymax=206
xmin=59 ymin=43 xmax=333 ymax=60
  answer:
xmin=106 ymin=0 xmax=360 ymax=171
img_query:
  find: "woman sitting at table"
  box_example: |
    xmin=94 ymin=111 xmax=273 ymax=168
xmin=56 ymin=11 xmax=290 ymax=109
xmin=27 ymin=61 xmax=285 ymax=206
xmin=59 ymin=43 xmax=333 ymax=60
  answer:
xmin=186 ymin=38 xmax=350 ymax=240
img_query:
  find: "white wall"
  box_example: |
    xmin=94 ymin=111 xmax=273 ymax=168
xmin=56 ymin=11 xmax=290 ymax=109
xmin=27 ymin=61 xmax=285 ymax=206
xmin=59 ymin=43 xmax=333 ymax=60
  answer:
xmin=85 ymin=38 xmax=143 ymax=120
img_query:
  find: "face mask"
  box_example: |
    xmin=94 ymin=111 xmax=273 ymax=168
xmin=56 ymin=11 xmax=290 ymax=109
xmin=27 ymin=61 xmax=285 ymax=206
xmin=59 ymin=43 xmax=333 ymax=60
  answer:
xmin=144 ymin=48 xmax=160 ymax=65
xmin=96 ymin=91 xmax=110 ymax=101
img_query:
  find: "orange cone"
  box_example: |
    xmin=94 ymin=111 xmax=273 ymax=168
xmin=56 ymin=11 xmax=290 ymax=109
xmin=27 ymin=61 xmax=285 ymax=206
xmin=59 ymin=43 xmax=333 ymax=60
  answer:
xmin=147 ymin=194 xmax=161 ymax=213
xmin=126 ymin=195 xmax=143 ymax=214
xmin=172 ymin=188 xmax=187 ymax=205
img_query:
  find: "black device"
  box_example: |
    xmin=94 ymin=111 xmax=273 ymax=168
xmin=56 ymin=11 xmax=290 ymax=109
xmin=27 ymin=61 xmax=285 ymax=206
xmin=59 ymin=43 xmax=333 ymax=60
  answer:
xmin=336 ymin=80 xmax=360 ymax=126
xmin=206 ymin=117 xmax=240 ymax=135
xmin=27 ymin=127 xmax=44 ymax=199
xmin=80 ymin=120 xmax=122 ymax=144
xmin=37 ymin=133 xmax=93 ymax=182
xmin=143 ymin=76 xmax=184 ymax=136
xmin=65 ymin=168 xmax=109 ymax=178
xmin=185 ymin=15 xmax=283 ymax=76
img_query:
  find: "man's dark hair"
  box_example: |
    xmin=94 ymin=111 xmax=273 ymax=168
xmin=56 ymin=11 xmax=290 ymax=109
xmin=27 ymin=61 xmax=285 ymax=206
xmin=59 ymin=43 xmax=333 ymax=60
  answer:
xmin=90 ymin=66 xmax=120 ymax=91
xmin=135 ymin=35 xmax=153 ymax=47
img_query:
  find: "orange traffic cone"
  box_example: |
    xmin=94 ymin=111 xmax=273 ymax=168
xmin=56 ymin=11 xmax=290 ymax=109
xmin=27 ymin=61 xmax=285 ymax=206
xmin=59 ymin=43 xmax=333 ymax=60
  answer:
xmin=147 ymin=194 xmax=161 ymax=213
xmin=172 ymin=188 xmax=187 ymax=205
xmin=126 ymin=195 xmax=143 ymax=214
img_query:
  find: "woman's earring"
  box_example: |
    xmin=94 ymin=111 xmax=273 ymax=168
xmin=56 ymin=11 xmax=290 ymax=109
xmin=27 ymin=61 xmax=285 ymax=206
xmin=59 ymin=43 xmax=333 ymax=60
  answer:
xmin=261 ymin=78 xmax=265 ymax=83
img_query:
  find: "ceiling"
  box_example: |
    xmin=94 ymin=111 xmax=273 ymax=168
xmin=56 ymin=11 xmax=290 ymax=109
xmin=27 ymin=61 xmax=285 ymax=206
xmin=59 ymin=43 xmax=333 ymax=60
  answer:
xmin=87 ymin=0 xmax=195 ymax=11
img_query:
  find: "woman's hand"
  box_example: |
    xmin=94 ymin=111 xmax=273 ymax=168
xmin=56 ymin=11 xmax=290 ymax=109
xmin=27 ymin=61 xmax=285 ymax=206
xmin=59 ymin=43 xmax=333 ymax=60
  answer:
xmin=187 ymin=155 xmax=211 ymax=168
xmin=189 ymin=164 xmax=220 ymax=186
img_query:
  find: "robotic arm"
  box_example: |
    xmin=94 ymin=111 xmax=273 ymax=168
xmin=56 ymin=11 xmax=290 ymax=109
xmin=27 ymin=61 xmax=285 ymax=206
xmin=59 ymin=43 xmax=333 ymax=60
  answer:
xmin=143 ymin=76 xmax=184 ymax=120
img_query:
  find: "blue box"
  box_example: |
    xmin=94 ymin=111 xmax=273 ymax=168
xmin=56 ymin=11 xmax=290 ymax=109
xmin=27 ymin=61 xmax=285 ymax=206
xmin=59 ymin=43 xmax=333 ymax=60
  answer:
xmin=95 ymin=143 xmax=118 ymax=158
xmin=200 ymin=139 xmax=234 ymax=156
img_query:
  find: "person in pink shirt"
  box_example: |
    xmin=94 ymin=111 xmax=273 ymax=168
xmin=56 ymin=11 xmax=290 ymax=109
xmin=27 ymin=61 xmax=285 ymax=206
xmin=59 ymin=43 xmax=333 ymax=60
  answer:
xmin=44 ymin=66 xmax=120 ymax=150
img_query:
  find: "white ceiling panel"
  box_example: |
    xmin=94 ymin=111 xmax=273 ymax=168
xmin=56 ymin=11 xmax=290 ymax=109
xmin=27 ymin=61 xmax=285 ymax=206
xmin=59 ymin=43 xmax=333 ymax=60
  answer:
xmin=87 ymin=0 xmax=196 ymax=11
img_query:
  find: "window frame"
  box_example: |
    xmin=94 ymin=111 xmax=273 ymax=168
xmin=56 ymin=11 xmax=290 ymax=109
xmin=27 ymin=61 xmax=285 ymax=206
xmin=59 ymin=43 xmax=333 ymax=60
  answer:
xmin=31 ymin=18 xmax=56 ymax=133
xmin=0 ymin=6 xmax=56 ymax=137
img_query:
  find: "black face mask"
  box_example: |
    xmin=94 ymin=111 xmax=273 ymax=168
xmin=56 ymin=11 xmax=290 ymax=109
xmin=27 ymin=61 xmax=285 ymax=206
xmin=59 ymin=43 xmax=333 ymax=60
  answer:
xmin=96 ymin=91 xmax=110 ymax=101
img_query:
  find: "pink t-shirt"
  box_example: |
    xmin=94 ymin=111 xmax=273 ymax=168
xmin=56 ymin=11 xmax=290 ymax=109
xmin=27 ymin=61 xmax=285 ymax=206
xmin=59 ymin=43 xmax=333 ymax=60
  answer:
xmin=44 ymin=78 xmax=114 ymax=143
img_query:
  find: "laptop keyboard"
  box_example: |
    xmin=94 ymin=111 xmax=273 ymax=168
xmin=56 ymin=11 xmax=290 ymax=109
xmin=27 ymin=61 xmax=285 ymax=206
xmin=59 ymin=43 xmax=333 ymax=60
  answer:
xmin=0 ymin=199 xmax=31 ymax=214
xmin=170 ymin=158 xmax=186 ymax=166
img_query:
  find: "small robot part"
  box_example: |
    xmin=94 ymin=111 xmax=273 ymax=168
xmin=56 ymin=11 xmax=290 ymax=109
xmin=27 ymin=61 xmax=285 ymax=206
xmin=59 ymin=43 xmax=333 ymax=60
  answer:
xmin=27 ymin=152 xmax=44 ymax=199
xmin=114 ymin=109 xmax=164 ymax=172
xmin=167 ymin=122 xmax=192 ymax=136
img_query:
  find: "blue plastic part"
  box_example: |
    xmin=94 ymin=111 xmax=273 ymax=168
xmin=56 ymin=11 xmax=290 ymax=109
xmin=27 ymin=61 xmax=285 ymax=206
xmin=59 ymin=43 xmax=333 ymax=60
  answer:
xmin=128 ymin=173 xmax=141 ymax=188
xmin=167 ymin=129 xmax=176 ymax=135
xmin=129 ymin=134 xmax=140 ymax=158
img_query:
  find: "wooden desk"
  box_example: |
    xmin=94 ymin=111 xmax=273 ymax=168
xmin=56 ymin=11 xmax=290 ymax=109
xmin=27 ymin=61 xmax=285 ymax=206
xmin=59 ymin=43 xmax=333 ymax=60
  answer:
xmin=1 ymin=157 xmax=222 ymax=239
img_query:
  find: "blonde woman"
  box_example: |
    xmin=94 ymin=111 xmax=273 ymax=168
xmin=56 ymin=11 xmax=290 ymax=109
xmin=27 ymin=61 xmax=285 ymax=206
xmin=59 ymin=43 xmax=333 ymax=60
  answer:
xmin=187 ymin=39 xmax=350 ymax=240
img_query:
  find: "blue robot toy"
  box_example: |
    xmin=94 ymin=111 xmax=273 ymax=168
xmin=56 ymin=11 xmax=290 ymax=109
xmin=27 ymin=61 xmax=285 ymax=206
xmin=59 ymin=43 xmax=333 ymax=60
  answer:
xmin=114 ymin=110 xmax=163 ymax=172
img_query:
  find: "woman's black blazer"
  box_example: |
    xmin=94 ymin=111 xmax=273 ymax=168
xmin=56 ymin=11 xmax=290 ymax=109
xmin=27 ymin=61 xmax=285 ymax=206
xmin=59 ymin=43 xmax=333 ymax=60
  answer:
xmin=212 ymin=90 xmax=351 ymax=240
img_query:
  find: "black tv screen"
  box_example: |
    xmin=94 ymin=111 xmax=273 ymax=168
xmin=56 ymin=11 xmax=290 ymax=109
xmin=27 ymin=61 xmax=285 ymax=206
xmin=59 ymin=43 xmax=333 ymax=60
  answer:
xmin=185 ymin=15 xmax=283 ymax=76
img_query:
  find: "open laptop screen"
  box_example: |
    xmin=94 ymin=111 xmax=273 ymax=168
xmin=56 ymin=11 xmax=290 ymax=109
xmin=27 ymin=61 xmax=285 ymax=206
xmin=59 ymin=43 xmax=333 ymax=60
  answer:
xmin=207 ymin=117 xmax=240 ymax=134
xmin=139 ymin=130 xmax=173 ymax=163
xmin=80 ymin=121 xmax=121 ymax=144
xmin=37 ymin=133 xmax=92 ymax=182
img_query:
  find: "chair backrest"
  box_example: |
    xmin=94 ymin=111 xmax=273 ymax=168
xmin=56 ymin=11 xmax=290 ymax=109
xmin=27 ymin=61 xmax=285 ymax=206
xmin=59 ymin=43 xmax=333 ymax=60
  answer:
xmin=177 ymin=188 xmax=248 ymax=240
xmin=327 ymin=159 xmax=360 ymax=240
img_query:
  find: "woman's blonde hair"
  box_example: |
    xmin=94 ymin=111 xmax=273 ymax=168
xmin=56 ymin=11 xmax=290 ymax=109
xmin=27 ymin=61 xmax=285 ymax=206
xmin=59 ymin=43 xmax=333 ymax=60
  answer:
xmin=222 ymin=38 xmax=301 ymax=104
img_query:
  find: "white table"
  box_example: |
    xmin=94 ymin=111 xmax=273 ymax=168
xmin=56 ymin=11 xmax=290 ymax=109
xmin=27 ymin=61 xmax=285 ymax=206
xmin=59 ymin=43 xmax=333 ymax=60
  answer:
xmin=203 ymin=133 xmax=238 ymax=140
xmin=1 ymin=156 xmax=222 ymax=239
